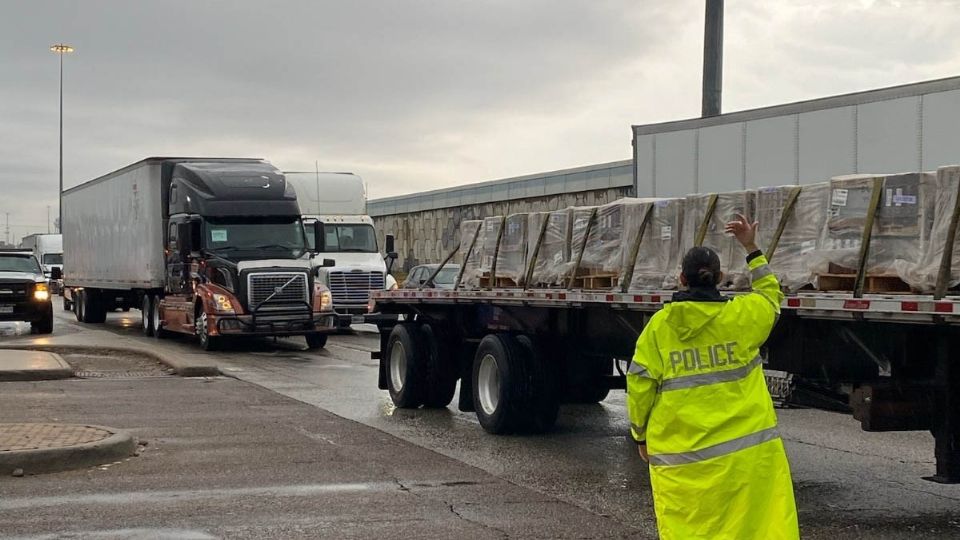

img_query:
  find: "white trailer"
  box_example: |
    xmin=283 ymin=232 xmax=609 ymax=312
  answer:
xmin=19 ymin=233 xmax=63 ymax=294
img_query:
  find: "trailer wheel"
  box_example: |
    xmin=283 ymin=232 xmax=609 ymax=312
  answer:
xmin=81 ymin=289 xmax=107 ymax=324
xmin=152 ymin=297 xmax=169 ymax=339
xmin=141 ymin=295 xmax=154 ymax=337
xmin=473 ymin=333 xmax=552 ymax=434
xmin=420 ymin=323 xmax=458 ymax=408
xmin=516 ymin=335 xmax=560 ymax=433
xmin=386 ymin=324 xmax=426 ymax=408
xmin=566 ymin=357 xmax=613 ymax=404
xmin=74 ymin=290 xmax=84 ymax=322
xmin=62 ymin=296 xmax=72 ymax=312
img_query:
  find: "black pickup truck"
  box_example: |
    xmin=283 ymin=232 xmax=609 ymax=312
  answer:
xmin=0 ymin=250 xmax=59 ymax=334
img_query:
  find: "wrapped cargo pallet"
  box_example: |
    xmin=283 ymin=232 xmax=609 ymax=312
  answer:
xmin=478 ymin=216 xmax=504 ymax=287
xmin=755 ymin=183 xmax=831 ymax=291
xmin=681 ymin=190 xmax=756 ymax=290
xmin=572 ymin=198 xmax=651 ymax=289
xmin=890 ymin=166 xmax=960 ymax=292
xmin=527 ymin=209 xmax=572 ymax=287
xmin=458 ymin=219 xmax=484 ymax=288
xmin=629 ymin=197 xmax=685 ymax=290
xmin=495 ymin=213 xmax=528 ymax=286
xmin=567 ymin=206 xmax=599 ymax=287
xmin=809 ymin=173 xmax=935 ymax=292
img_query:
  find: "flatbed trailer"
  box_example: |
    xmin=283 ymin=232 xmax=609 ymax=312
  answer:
xmin=372 ymin=286 xmax=960 ymax=483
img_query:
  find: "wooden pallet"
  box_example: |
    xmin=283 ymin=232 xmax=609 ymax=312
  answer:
xmin=572 ymin=272 xmax=619 ymax=290
xmin=815 ymin=273 xmax=912 ymax=293
xmin=479 ymin=274 xmax=521 ymax=288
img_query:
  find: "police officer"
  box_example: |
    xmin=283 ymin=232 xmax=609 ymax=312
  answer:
xmin=626 ymin=214 xmax=799 ymax=539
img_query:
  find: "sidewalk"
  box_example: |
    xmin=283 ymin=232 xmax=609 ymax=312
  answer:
xmin=0 ymin=375 xmax=640 ymax=538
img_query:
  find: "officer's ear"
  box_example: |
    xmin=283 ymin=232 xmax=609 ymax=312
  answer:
xmin=679 ymin=272 xmax=687 ymax=287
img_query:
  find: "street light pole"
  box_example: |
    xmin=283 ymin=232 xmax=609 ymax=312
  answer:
xmin=50 ymin=44 xmax=74 ymax=234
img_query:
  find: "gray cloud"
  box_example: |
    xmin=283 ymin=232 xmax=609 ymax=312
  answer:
xmin=2 ymin=0 xmax=960 ymax=243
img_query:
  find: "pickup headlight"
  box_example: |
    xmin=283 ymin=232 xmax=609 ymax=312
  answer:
xmin=212 ymin=293 xmax=235 ymax=313
xmin=33 ymin=283 xmax=50 ymax=301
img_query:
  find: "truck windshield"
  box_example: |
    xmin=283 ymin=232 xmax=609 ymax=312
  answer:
xmin=306 ymin=224 xmax=378 ymax=253
xmin=204 ymin=218 xmax=307 ymax=258
xmin=42 ymin=253 xmax=63 ymax=265
xmin=0 ymin=255 xmax=41 ymax=273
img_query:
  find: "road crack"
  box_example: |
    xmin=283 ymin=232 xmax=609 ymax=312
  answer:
xmin=394 ymin=478 xmax=511 ymax=539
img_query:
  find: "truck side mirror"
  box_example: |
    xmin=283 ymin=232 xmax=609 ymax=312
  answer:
xmin=190 ymin=221 xmax=202 ymax=255
xmin=177 ymin=222 xmax=193 ymax=255
xmin=50 ymin=267 xmax=63 ymax=280
xmin=385 ymin=234 xmax=395 ymax=254
xmin=314 ymin=221 xmax=325 ymax=252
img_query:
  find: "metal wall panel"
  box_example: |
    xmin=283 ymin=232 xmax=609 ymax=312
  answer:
xmin=798 ymin=106 xmax=856 ymax=184
xmin=922 ymin=89 xmax=960 ymax=170
xmin=699 ymin=123 xmax=744 ymax=193
xmin=634 ymin=134 xmax=655 ymax=196
xmin=654 ymin=130 xmax=696 ymax=197
xmin=745 ymin=115 xmax=796 ymax=187
xmin=857 ymin=96 xmax=920 ymax=174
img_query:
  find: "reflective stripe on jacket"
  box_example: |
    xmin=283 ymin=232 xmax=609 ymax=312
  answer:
xmin=627 ymin=253 xmax=799 ymax=540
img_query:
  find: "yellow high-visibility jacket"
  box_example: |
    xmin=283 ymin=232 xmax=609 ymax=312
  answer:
xmin=627 ymin=252 xmax=799 ymax=540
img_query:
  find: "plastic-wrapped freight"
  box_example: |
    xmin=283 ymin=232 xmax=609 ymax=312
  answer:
xmin=495 ymin=213 xmax=528 ymax=286
xmin=681 ymin=191 xmax=756 ymax=290
xmin=571 ymin=198 xmax=652 ymax=289
xmin=809 ymin=173 xmax=935 ymax=291
xmin=567 ymin=206 xmax=599 ymax=287
xmin=629 ymin=197 xmax=685 ymax=290
xmin=890 ymin=167 xmax=960 ymax=291
xmin=527 ymin=209 xmax=572 ymax=287
xmin=458 ymin=219 xmax=484 ymax=288
xmin=477 ymin=216 xmax=504 ymax=287
xmin=755 ymin=183 xmax=830 ymax=291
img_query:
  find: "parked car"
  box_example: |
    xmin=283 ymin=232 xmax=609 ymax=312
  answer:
xmin=0 ymin=250 xmax=59 ymax=334
xmin=402 ymin=264 xmax=460 ymax=289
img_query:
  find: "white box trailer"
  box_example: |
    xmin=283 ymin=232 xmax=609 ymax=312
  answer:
xmin=63 ymin=160 xmax=166 ymax=290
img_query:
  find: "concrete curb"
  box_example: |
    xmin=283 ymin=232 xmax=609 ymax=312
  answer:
xmin=0 ymin=345 xmax=220 ymax=378
xmin=0 ymin=424 xmax=137 ymax=476
xmin=0 ymin=352 xmax=74 ymax=382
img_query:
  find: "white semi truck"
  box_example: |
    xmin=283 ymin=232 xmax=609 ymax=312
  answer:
xmin=19 ymin=233 xmax=63 ymax=296
xmin=285 ymin=171 xmax=398 ymax=328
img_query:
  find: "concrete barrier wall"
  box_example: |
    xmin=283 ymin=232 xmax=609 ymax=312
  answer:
xmin=373 ymin=186 xmax=633 ymax=272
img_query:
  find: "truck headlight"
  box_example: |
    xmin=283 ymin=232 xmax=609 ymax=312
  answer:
xmin=212 ymin=293 xmax=235 ymax=313
xmin=320 ymin=290 xmax=332 ymax=311
xmin=33 ymin=283 xmax=50 ymax=301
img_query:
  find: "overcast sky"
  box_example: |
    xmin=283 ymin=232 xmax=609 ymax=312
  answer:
xmin=3 ymin=0 xmax=960 ymax=242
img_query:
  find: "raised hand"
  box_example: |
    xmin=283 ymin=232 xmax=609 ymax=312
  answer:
xmin=724 ymin=213 xmax=759 ymax=252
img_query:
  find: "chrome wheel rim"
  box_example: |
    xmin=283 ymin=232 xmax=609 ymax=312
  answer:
xmin=477 ymin=353 xmax=500 ymax=416
xmin=142 ymin=296 xmax=150 ymax=330
xmin=152 ymin=300 xmax=161 ymax=333
xmin=390 ymin=341 xmax=406 ymax=392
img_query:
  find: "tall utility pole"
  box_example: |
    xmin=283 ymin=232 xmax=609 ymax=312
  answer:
xmin=702 ymin=0 xmax=723 ymax=117
xmin=50 ymin=44 xmax=74 ymax=234
xmin=47 ymin=205 xmax=51 ymax=233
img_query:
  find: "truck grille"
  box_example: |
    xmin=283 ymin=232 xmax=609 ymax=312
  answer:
xmin=328 ymin=271 xmax=385 ymax=306
xmin=247 ymin=272 xmax=308 ymax=309
xmin=0 ymin=283 xmax=29 ymax=302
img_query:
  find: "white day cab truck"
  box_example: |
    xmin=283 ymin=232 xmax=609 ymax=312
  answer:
xmin=19 ymin=233 xmax=63 ymax=296
xmin=63 ymin=157 xmax=338 ymax=350
xmin=285 ymin=171 xmax=398 ymax=328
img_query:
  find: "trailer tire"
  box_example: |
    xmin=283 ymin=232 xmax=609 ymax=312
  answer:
xmin=82 ymin=289 xmax=107 ymax=324
xmin=62 ymin=297 xmax=72 ymax=312
xmin=386 ymin=324 xmax=426 ymax=408
xmin=516 ymin=335 xmax=560 ymax=433
xmin=305 ymin=333 xmax=328 ymax=350
xmin=473 ymin=333 xmax=543 ymax=434
xmin=141 ymin=295 xmax=155 ymax=337
xmin=420 ymin=323 xmax=458 ymax=408
xmin=567 ymin=357 xmax=612 ymax=404
xmin=74 ymin=290 xmax=84 ymax=322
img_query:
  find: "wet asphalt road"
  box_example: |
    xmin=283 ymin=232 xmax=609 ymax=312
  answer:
xmin=3 ymin=300 xmax=960 ymax=538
